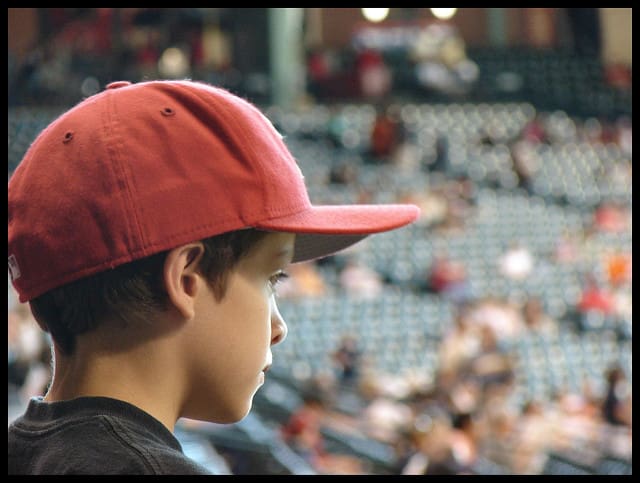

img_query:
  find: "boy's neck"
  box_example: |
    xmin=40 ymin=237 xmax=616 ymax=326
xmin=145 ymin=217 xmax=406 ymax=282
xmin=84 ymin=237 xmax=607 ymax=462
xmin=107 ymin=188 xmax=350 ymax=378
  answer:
xmin=45 ymin=339 xmax=183 ymax=433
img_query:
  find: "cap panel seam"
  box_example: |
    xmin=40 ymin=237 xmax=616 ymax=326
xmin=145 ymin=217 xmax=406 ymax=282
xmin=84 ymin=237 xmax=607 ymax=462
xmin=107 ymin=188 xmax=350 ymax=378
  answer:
xmin=174 ymin=85 xmax=245 ymax=221
xmin=103 ymin=90 xmax=148 ymax=256
xmin=179 ymin=83 xmax=309 ymax=221
xmin=188 ymin=86 xmax=272 ymax=218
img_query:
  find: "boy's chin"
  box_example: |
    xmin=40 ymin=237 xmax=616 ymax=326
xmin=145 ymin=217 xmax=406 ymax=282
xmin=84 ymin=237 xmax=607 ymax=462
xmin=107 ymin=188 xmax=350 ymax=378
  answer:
xmin=184 ymin=401 xmax=254 ymax=426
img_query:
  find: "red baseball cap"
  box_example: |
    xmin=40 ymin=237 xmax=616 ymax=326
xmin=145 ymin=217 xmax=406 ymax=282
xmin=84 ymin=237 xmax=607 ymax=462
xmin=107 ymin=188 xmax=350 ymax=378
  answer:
xmin=8 ymin=80 xmax=419 ymax=302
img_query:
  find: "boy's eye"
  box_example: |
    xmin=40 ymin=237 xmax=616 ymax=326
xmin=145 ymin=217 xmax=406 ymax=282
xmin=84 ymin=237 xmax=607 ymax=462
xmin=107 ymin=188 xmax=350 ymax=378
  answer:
xmin=268 ymin=271 xmax=290 ymax=293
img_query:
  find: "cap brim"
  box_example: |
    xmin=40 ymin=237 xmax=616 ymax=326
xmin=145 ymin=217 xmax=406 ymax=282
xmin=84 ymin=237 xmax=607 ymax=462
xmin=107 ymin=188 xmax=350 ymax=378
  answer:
xmin=256 ymin=204 xmax=420 ymax=263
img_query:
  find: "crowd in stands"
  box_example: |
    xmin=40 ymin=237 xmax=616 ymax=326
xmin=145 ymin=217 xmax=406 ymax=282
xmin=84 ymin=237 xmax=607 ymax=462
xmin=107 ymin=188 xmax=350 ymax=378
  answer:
xmin=9 ymin=9 xmax=267 ymax=108
xmin=245 ymin=96 xmax=630 ymax=474
xmin=9 ymin=92 xmax=631 ymax=473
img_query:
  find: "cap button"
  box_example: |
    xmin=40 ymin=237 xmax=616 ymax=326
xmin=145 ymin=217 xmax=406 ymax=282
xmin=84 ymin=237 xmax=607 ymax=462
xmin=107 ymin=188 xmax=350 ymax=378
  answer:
xmin=106 ymin=81 xmax=132 ymax=89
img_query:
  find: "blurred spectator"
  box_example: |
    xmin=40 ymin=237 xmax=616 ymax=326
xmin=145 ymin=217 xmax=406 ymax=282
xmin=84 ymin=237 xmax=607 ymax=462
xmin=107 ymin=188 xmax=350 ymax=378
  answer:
xmin=615 ymin=116 xmax=632 ymax=157
xmin=390 ymin=427 xmax=422 ymax=474
xmin=362 ymin=395 xmax=414 ymax=444
xmin=510 ymin=139 xmax=540 ymax=194
xmin=577 ymin=274 xmax=616 ymax=316
xmin=400 ymin=417 xmax=458 ymax=475
xmin=437 ymin=303 xmax=482 ymax=384
xmin=325 ymin=106 xmax=348 ymax=149
xmin=510 ymin=400 xmax=554 ymax=474
xmin=602 ymin=365 xmax=632 ymax=427
xmin=399 ymin=176 xmax=476 ymax=233
xmin=397 ymin=187 xmax=447 ymax=229
xmin=520 ymin=115 xmax=549 ymax=144
xmin=281 ymin=387 xmax=366 ymax=474
xmin=604 ymin=251 xmax=631 ymax=288
xmin=8 ymin=311 xmax=31 ymax=390
xmin=56 ymin=8 xmax=114 ymax=56
xmin=421 ymin=428 xmax=463 ymax=474
xmin=339 ymin=258 xmax=384 ymax=299
xmin=451 ymin=175 xmax=477 ymax=207
xmin=8 ymin=302 xmax=51 ymax=402
xmin=437 ymin=176 xmax=476 ymax=234
xmin=521 ymin=297 xmax=558 ymax=336
xmin=464 ymin=297 xmax=524 ymax=343
xmin=410 ymin=22 xmax=478 ymax=97
xmin=611 ymin=286 xmax=632 ymax=326
xmin=328 ymin=161 xmax=359 ymax=185
xmin=136 ymin=30 xmax=161 ymax=78
xmin=552 ymin=228 xmax=581 ymax=265
xmin=331 ymin=334 xmax=363 ymax=386
xmin=467 ymin=325 xmax=515 ymax=391
xmin=604 ymin=63 xmax=632 ymax=90
xmin=306 ymin=47 xmax=332 ymax=100
xmin=580 ymin=117 xmax=606 ymax=144
xmin=356 ymin=48 xmax=392 ymax=100
xmin=498 ymin=241 xmax=535 ymax=282
xmin=592 ymin=201 xmax=630 ymax=233
xmin=477 ymin=413 xmax=516 ymax=472
xmin=423 ymin=252 xmax=471 ymax=304
xmin=281 ymin=390 xmax=327 ymax=464
xmin=390 ymin=133 xmax=421 ymax=173
xmin=429 ymin=135 xmax=449 ymax=173
xmin=367 ymin=104 xmax=402 ymax=162
xmin=447 ymin=378 xmax=482 ymax=418
xmin=448 ymin=412 xmax=479 ymax=473
xmin=19 ymin=341 xmax=52 ymax=404
xmin=368 ymin=120 xmax=396 ymax=162
xmin=549 ymin=387 xmax=603 ymax=455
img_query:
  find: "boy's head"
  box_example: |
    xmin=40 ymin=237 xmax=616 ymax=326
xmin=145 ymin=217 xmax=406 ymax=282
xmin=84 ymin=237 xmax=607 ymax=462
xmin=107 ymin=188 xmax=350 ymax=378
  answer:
xmin=8 ymin=80 xmax=419 ymax=423
xmin=9 ymin=80 xmax=418 ymax=303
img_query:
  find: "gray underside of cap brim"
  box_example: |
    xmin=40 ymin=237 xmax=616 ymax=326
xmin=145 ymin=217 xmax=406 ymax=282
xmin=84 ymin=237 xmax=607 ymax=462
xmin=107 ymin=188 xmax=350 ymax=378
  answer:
xmin=291 ymin=233 xmax=369 ymax=263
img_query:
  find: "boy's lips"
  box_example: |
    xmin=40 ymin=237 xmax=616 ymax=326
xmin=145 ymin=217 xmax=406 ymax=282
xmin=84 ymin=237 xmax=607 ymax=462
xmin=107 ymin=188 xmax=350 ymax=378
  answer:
xmin=262 ymin=353 xmax=273 ymax=373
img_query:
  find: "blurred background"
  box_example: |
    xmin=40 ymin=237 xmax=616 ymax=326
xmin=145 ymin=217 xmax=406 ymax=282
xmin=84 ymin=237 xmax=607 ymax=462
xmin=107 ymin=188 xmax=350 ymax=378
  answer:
xmin=8 ymin=8 xmax=631 ymax=475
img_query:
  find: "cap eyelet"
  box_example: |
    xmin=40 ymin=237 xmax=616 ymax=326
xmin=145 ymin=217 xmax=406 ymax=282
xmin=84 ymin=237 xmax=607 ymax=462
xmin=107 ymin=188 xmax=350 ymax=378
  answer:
xmin=62 ymin=131 xmax=74 ymax=143
xmin=161 ymin=107 xmax=175 ymax=117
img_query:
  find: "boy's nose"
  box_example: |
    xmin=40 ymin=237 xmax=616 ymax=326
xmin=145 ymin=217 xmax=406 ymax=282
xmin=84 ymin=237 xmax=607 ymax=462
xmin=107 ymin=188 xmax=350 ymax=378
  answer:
xmin=270 ymin=297 xmax=288 ymax=346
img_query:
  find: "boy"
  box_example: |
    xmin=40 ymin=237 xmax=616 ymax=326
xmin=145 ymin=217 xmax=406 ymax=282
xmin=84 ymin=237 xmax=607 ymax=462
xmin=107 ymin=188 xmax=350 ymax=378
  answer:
xmin=8 ymin=79 xmax=419 ymax=474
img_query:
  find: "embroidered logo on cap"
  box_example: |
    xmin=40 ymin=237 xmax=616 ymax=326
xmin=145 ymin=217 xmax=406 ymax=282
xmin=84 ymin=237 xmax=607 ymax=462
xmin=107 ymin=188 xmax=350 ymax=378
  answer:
xmin=8 ymin=254 xmax=21 ymax=281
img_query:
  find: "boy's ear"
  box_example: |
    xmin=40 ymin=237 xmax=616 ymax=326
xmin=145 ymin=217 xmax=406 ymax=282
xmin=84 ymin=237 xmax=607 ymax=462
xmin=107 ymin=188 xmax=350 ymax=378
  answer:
xmin=163 ymin=243 xmax=206 ymax=320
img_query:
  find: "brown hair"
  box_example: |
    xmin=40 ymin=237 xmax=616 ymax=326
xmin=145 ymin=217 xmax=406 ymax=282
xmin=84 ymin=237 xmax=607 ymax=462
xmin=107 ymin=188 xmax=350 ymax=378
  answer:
xmin=30 ymin=229 xmax=269 ymax=355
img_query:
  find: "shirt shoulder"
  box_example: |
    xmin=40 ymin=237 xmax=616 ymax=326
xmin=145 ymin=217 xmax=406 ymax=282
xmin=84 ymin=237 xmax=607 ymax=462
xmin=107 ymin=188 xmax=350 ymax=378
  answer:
xmin=8 ymin=398 xmax=212 ymax=475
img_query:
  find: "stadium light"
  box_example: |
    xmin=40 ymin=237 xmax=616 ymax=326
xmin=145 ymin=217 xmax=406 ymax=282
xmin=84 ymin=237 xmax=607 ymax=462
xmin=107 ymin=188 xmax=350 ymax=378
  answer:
xmin=361 ymin=8 xmax=390 ymax=23
xmin=430 ymin=8 xmax=458 ymax=20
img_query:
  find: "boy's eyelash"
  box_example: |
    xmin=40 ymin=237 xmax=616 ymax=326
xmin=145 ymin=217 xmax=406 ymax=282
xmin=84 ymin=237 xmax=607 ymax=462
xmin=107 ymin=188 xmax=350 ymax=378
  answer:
xmin=269 ymin=271 xmax=290 ymax=290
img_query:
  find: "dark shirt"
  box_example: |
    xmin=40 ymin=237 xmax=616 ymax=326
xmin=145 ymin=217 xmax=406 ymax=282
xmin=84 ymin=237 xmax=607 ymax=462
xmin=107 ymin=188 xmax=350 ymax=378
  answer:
xmin=8 ymin=396 xmax=212 ymax=474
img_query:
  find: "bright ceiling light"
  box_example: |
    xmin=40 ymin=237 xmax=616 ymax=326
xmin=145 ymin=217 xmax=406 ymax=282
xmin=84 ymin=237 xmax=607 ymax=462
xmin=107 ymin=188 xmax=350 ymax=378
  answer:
xmin=430 ymin=8 xmax=458 ymax=20
xmin=361 ymin=8 xmax=390 ymax=23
